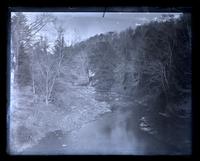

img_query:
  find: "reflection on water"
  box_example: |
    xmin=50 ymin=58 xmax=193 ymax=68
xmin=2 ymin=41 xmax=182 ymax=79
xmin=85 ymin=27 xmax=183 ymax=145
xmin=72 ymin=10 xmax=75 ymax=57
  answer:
xmin=23 ymin=93 xmax=191 ymax=155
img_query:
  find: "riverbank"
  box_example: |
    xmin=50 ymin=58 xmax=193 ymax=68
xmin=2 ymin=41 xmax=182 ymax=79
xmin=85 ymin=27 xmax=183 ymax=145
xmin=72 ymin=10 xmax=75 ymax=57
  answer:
xmin=22 ymin=94 xmax=190 ymax=155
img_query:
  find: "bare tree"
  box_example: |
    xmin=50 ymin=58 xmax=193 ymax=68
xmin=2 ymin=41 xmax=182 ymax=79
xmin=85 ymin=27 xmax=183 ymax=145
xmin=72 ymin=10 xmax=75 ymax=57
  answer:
xmin=11 ymin=12 xmax=55 ymax=88
xmin=31 ymin=26 xmax=66 ymax=105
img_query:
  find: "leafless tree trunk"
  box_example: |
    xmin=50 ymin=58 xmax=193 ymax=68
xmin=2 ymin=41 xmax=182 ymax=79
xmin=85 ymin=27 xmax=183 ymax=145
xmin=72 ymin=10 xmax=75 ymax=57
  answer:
xmin=47 ymin=53 xmax=64 ymax=103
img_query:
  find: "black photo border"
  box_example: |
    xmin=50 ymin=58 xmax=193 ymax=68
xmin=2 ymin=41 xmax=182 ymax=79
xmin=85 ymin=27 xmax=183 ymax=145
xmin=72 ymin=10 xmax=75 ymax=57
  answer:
xmin=0 ymin=0 xmax=198 ymax=161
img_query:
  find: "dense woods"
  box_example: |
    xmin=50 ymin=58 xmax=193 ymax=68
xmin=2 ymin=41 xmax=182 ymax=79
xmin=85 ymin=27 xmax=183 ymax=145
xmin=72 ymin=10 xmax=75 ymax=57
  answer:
xmin=9 ymin=12 xmax=191 ymax=154
xmin=68 ymin=13 xmax=191 ymax=119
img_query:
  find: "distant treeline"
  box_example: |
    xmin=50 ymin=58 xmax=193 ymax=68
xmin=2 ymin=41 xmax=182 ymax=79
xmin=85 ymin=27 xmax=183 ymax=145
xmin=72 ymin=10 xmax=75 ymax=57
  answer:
xmin=12 ymin=13 xmax=191 ymax=115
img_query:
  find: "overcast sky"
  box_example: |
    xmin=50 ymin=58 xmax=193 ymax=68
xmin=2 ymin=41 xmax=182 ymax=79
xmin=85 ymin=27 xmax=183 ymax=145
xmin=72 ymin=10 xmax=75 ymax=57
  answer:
xmin=13 ymin=12 xmax=182 ymax=46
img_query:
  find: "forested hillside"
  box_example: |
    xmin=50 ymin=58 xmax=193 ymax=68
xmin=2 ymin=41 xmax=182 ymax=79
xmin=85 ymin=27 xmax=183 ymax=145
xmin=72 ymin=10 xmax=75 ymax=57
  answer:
xmin=68 ymin=13 xmax=191 ymax=117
